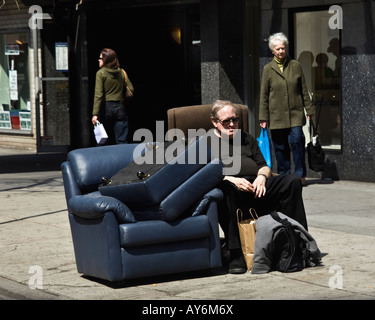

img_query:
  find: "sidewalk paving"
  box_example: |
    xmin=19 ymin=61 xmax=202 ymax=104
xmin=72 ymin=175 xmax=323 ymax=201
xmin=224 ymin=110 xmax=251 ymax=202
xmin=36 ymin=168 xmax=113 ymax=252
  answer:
xmin=0 ymin=146 xmax=375 ymax=302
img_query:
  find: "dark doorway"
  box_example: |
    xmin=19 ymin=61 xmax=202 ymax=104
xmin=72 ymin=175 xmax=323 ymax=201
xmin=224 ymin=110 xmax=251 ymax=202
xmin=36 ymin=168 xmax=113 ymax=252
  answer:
xmin=85 ymin=3 xmax=201 ymax=142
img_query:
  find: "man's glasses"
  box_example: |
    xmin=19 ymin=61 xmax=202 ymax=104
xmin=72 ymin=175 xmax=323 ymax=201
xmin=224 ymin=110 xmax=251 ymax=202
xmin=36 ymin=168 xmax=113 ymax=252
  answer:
xmin=217 ymin=117 xmax=239 ymax=127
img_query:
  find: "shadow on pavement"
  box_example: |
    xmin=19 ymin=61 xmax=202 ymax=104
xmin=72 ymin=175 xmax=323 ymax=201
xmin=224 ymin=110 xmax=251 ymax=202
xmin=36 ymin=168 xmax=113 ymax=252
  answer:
xmin=81 ymin=267 xmax=228 ymax=289
xmin=0 ymin=152 xmax=67 ymax=174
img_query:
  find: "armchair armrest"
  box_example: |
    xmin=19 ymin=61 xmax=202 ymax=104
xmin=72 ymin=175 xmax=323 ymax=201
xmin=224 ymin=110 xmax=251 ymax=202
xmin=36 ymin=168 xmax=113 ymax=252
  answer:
xmin=68 ymin=195 xmax=137 ymax=223
xmin=61 ymin=161 xmax=82 ymax=202
xmin=191 ymin=188 xmax=223 ymax=216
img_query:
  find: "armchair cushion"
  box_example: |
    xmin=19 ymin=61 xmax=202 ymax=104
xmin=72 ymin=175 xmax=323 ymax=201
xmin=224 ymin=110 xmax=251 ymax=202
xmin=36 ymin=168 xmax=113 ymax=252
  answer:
xmin=119 ymin=215 xmax=210 ymax=247
xmin=68 ymin=194 xmax=136 ymax=223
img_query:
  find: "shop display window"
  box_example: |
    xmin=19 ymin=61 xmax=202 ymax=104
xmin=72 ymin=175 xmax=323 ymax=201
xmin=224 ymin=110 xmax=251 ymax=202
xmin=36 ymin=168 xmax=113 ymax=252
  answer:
xmin=0 ymin=32 xmax=31 ymax=132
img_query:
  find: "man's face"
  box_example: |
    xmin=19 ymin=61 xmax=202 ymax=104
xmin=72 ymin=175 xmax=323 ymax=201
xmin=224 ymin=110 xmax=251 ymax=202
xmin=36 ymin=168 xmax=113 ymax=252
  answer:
xmin=211 ymin=105 xmax=239 ymax=138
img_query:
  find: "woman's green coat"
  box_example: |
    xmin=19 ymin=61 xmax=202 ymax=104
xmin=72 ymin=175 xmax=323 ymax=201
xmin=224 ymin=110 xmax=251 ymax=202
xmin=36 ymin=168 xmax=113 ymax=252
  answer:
xmin=259 ymin=57 xmax=315 ymax=130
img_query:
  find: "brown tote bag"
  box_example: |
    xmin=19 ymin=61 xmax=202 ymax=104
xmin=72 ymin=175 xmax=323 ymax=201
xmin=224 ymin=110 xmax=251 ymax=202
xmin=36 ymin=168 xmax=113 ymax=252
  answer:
xmin=236 ymin=208 xmax=258 ymax=271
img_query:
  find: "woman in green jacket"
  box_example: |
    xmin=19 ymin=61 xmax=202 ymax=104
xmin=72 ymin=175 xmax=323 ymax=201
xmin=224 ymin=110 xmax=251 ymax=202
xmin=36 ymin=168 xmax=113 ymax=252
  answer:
xmin=259 ymin=33 xmax=315 ymax=185
xmin=91 ymin=48 xmax=134 ymax=144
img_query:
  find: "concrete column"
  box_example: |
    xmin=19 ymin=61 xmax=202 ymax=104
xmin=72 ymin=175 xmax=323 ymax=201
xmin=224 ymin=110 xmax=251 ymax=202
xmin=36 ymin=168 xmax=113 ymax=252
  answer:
xmin=200 ymin=0 xmax=260 ymax=135
xmin=200 ymin=0 xmax=245 ymax=105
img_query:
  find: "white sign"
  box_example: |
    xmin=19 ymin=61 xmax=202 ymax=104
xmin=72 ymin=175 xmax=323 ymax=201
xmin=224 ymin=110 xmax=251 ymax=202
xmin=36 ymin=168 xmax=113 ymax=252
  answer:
xmin=9 ymin=70 xmax=18 ymax=100
xmin=0 ymin=111 xmax=11 ymax=129
xmin=19 ymin=112 xmax=31 ymax=130
xmin=5 ymin=45 xmax=20 ymax=55
xmin=55 ymin=42 xmax=69 ymax=72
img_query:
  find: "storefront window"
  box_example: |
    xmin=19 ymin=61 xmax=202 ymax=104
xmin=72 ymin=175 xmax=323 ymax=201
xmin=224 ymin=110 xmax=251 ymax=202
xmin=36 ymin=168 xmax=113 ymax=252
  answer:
xmin=0 ymin=32 xmax=30 ymax=131
xmin=294 ymin=10 xmax=341 ymax=150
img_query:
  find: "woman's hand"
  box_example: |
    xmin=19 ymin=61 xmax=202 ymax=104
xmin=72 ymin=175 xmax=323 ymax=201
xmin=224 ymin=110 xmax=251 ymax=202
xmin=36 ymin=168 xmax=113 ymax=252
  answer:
xmin=259 ymin=120 xmax=268 ymax=129
xmin=92 ymin=115 xmax=98 ymax=125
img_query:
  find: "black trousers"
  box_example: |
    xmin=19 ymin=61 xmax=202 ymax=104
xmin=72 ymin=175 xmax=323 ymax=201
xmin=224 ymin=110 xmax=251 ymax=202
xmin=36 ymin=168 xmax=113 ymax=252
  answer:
xmin=217 ymin=174 xmax=307 ymax=251
xmin=99 ymin=101 xmax=128 ymax=144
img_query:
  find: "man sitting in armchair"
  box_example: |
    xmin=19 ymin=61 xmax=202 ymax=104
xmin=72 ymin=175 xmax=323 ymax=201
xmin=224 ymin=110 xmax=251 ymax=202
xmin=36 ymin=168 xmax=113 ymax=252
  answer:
xmin=208 ymin=100 xmax=308 ymax=274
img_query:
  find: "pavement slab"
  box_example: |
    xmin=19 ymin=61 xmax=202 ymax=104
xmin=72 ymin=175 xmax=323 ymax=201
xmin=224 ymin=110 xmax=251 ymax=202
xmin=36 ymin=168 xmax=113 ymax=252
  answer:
xmin=1 ymin=147 xmax=375 ymax=302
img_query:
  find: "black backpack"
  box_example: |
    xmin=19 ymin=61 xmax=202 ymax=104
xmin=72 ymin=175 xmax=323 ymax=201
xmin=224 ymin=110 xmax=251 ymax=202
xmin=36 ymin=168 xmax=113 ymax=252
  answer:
xmin=269 ymin=211 xmax=305 ymax=272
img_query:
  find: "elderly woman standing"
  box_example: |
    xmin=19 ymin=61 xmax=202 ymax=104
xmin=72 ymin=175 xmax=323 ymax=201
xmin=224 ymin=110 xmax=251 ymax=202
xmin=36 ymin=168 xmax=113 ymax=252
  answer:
xmin=259 ymin=33 xmax=314 ymax=185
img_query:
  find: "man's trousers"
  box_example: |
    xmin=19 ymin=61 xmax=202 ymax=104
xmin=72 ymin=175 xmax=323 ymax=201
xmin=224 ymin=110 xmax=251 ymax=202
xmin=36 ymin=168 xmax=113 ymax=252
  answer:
xmin=217 ymin=174 xmax=307 ymax=251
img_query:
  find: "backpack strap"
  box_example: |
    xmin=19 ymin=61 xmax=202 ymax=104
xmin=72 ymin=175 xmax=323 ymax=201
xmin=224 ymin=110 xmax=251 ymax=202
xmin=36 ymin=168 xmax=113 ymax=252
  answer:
xmin=270 ymin=211 xmax=291 ymax=227
xmin=270 ymin=211 xmax=297 ymax=272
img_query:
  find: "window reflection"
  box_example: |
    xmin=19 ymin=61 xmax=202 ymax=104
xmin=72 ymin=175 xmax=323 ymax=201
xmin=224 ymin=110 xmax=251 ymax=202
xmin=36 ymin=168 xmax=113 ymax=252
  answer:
xmin=295 ymin=10 xmax=341 ymax=149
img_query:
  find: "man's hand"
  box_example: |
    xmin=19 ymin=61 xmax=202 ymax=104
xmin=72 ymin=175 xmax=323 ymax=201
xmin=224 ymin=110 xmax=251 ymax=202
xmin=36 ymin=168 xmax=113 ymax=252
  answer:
xmin=224 ymin=176 xmax=266 ymax=198
xmin=252 ymin=175 xmax=267 ymax=198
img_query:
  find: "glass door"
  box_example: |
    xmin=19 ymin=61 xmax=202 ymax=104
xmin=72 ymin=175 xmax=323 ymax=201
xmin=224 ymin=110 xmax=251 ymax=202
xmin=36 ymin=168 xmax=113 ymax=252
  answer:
xmin=294 ymin=9 xmax=341 ymax=150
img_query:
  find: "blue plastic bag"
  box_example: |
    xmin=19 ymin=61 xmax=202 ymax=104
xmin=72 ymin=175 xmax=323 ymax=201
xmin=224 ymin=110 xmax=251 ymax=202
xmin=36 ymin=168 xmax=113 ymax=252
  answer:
xmin=257 ymin=128 xmax=272 ymax=169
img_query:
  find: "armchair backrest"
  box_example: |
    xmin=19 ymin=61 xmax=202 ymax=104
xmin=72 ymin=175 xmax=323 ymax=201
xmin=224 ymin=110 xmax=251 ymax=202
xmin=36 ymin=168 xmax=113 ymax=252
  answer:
xmin=65 ymin=144 xmax=143 ymax=194
xmin=167 ymin=104 xmax=248 ymax=140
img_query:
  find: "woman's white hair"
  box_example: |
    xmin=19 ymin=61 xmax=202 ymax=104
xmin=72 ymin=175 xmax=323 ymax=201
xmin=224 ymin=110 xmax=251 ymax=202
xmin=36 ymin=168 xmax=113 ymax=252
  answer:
xmin=268 ymin=32 xmax=289 ymax=51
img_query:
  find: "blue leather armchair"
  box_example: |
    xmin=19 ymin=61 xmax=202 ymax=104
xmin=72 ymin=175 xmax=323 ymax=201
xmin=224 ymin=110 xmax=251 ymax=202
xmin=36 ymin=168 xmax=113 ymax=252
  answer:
xmin=61 ymin=138 xmax=224 ymax=282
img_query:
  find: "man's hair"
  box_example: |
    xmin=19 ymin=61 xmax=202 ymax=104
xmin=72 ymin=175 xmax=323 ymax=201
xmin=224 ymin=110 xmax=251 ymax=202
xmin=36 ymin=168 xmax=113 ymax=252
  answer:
xmin=211 ymin=100 xmax=239 ymax=120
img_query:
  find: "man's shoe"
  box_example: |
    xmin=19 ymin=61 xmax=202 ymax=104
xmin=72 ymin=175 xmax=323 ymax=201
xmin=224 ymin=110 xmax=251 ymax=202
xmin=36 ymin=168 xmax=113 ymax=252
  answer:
xmin=229 ymin=255 xmax=246 ymax=274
